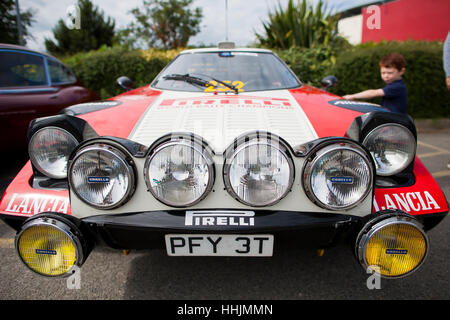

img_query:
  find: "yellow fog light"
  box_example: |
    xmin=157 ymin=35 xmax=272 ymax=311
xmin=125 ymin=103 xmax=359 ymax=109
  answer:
xmin=15 ymin=216 xmax=83 ymax=277
xmin=356 ymin=213 xmax=428 ymax=278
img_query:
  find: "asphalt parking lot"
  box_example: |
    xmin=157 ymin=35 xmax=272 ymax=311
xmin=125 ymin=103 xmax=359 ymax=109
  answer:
xmin=0 ymin=129 xmax=449 ymax=300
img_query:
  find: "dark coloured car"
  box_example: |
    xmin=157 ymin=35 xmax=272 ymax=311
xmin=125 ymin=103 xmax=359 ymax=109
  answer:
xmin=0 ymin=44 xmax=99 ymax=150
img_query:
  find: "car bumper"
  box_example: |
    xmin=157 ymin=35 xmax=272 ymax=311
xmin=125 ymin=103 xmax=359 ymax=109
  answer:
xmin=2 ymin=208 xmax=447 ymax=251
xmin=80 ymin=210 xmax=362 ymax=251
xmin=2 ymin=208 xmax=447 ymax=255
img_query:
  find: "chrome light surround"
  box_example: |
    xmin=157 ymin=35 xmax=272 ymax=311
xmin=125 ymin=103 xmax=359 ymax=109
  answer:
xmin=223 ymin=136 xmax=295 ymax=207
xmin=144 ymin=138 xmax=215 ymax=207
xmin=69 ymin=143 xmax=136 ymax=209
xmin=303 ymin=141 xmax=373 ymax=210
xmin=29 ymin=126 xmax=79 ymax=179
xmin=15 ymin=215 xmax=85 ymax=277
xmin=355 ymin=212 xmax=429 ymax=279
xmin=362 ymin=123 xmax=416 ymax=176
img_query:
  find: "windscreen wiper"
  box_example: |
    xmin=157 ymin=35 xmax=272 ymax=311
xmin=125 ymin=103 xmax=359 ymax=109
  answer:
xmin=163 ymin=73 xmax=239 ymax=94
xmin=163 ymin=73 xmax=211 ymax=88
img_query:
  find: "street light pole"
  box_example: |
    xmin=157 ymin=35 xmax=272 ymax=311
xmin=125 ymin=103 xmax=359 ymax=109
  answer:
xmin=225 ymin=0 xmax=228 ymax=41
xmin=15 ymin=0 xmax=25 ymax=46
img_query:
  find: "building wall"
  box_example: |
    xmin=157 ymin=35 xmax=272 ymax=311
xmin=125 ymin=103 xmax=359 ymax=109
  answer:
xmin=338 ymin=14 xmax=363 ymax=45
xmin=362 ymin=0 xmax=450 ymax=43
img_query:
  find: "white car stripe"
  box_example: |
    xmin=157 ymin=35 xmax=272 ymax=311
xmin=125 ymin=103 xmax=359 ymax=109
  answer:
xmin=128 ymin=90 xmax=318 ymax=153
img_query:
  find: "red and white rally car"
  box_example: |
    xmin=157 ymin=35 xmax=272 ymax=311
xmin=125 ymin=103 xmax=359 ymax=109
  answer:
xmin=0 ymin=44 xmax=448 ymax=279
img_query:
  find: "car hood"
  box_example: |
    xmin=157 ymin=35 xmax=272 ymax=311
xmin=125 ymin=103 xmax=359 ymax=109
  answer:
xmin=128 ymin=89 xmax=322 ymax=153
xmin=77 ymin=86 xmax=371 ymax=153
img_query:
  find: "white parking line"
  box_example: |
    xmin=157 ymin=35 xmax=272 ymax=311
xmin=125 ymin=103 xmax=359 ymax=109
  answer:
xmin=417 ymin=141 xmax=450 ymax=157
xmin=0 ymin=238 xmax=14 ymax=249
xmin=432 ymin=170 xmax=450 ymax=178
xmin=419 ymin=151 xmax=449 ymax=159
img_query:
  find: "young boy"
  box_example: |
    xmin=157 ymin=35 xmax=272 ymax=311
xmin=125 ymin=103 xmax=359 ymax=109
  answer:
xmin=343 ymin=53 xmax=408 ymax=114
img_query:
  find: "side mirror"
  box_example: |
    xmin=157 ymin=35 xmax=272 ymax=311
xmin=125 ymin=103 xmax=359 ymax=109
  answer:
xmin=116 ymin=76 xmax=134 ymax=91
xmin=321 ymin=75 xmax=338 ymax=90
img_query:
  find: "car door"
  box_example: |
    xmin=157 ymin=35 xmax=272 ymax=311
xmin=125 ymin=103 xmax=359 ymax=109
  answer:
xmin=0 ymin=49 xmax=81 ymax=150
xmin=45 ymin=57 xmax=96 ymax=111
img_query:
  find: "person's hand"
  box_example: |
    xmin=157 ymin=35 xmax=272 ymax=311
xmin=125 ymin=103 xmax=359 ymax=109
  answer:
xmin=342 ymin=94 xmax=354 ymax=100
xmin=446 ymin=77 xmax=450 ymax=91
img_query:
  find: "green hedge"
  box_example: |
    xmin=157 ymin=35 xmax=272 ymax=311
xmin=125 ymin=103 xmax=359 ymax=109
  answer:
xmin=63 ymin=46 xmax=179 ymax=99
xmin=328 ymin=41 xmax=450 ymax=119
xmin=275 ymin=38 xmax=351 ymax=87
xmin=276 ymin=46 xmax=337 ymax=87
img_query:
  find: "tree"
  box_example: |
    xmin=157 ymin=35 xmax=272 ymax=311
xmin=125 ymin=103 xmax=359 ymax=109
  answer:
xmin=0 ymin=0 xmax=35 ymax=45
xmin=45 ymin=0 xmax=115 ymax=56
xmin=119 ymin=0 xmax=203 ymax=49
xmin=255 ymin=0 xmax=341 ymax=49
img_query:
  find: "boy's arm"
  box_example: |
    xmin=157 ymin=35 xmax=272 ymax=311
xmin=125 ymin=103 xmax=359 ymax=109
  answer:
xmin=343 ymin=89 xmax=384 ymax=100
xmin=444 ymin=32 xmax=450 ymax=90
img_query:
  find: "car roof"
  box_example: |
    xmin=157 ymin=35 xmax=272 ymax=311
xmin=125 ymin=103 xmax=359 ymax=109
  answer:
xmin=0 ymin=43 xmax=58 ymax=60
xmin=179 ymin=47 xmax=274 ymax=55
xmin=1 ymin=43 xmax=274 ymax=57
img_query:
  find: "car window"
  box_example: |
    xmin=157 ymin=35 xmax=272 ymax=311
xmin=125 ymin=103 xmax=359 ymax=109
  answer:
xmin=0 ymin=51 xmax=47 ymax=87
xmin=47 ymin=59 xmax=76 ymax=84
xmin=152 ymin=52 xmax=300 ymax=92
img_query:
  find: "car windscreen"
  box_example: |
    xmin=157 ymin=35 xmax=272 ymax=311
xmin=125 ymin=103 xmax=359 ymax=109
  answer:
xmin=151 ymin=51 xmax=301 ymax=93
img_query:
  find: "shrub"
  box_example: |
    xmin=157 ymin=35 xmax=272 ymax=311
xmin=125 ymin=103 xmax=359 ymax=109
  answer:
xmin=255 ymin=0 xmax=340 ymax=50
xmin=63 ymin=46 xmax=180 ymax=99
xmin=329 ymin=41 xmax=450 ymax=119
xmin=276 ymin=44 xmax=344 ymax=87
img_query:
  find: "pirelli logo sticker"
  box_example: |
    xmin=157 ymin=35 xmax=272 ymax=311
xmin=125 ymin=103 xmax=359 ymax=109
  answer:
xmin=185 ymin=211 xmax=255 ymax=227
xmin=158 ymin=96 xmax=294 ymax=110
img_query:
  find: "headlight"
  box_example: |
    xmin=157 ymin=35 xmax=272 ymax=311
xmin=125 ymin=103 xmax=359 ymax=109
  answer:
xmin=144 ymin=140 xmax=215 ymax=207
xmin=69 ymin=143 xmax=136 ymax=209
xmin=29 ymin=127 xmax=79 ymax=179
xmin=15 ymin=215 xmax=85 ymax=277
xmin=356 ymin=213 xmax=428 ymax=278
xmin=223 ymin=139 xmax=294 ymax=207
xmin=362 ymin=124 xmax=416 ymax=176
xmin=303 ymin=142 xmax=373 ymax=210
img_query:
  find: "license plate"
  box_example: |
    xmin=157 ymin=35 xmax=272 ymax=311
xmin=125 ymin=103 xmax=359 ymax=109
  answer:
xmin=165 ymin=234 xmax=274 ymax=257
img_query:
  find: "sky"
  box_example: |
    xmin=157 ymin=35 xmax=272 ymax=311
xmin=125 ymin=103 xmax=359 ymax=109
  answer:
xmin=19 ymin=0 xmax=377 ymax=52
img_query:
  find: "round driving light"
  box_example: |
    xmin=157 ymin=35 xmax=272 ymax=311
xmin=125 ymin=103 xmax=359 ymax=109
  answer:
xmin=69 ymin=143 xmax=136 ymax=209
xmin=356 ymin=214 xmax=428 ymax=278
xmin=15 ymin=217 xmax=83 ymax=277
xmin=362 ymin=124 xmax=415 ymax=176
xmin=224 ymin=141 xmax=294 ymax=207
xmin=303 ymin=142 xmax=373 ymax=210
xmin=145 ymin=140 xmax=214 ymax=207
xmin=29 ymin=127 xmax=79 ymax=179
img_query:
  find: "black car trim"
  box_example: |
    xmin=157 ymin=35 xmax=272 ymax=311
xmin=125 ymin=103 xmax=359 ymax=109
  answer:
xmin=328 ymin=99 xmax=389 ymax=114
xmin=81 ymin=210 xmax=360 ymax=233
xmin=60 ymin=100 xmax=123 ymax=116
xmin=80 ymin=209 xmax=361 ymax=250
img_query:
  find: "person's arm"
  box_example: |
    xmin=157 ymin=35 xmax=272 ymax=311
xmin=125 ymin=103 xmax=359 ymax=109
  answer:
xmin=342 ymin=89 xmax=384 ymax=100
xmin=444 ymin=32 xmax=450 ymax=90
